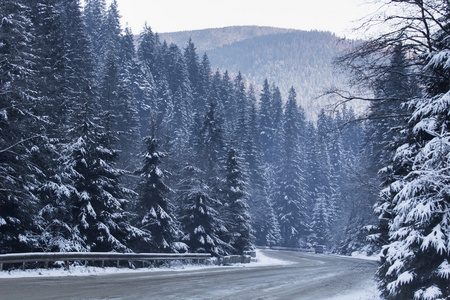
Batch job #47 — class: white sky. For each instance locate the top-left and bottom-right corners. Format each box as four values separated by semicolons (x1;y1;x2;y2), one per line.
111;0;373;38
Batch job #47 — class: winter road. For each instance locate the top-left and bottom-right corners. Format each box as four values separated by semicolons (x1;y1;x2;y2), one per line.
0;250;378;299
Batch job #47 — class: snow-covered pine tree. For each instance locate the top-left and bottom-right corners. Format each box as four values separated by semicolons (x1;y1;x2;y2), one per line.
310;110;334;246
368;43;420;255
134;129;184;253
137;25;158;80
376;5;450;298
338;0;450;298
29;0;82;252
198;53;212;117
220;71;237;134
178;165;229;256
184;39;205;113
128;27;158;138
223;146;254;254
100;52;141;173
245;89;280;246
274;87;309;247
233;72;250;154
0;0;41;253
64;110;139;252
83;0;106;63
101;0;121;59
270;85;284;166
258;79;274;164
61;0;96;126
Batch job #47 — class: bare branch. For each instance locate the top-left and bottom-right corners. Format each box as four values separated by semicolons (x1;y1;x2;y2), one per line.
0;135;43;154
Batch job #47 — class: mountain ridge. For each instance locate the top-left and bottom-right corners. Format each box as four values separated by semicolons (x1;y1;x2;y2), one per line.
159;25;298;52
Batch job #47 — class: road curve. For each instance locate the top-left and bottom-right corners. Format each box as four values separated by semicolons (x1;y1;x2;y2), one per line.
0;250;378;300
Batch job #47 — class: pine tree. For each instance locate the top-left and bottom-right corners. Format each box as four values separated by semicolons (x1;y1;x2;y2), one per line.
83;0;106;63
245;90;280;246
29;0;81;252
0;0;40;253
60;0;96;125
258;79;274;164
64;111;138;252
220;71;236;134
223;147;254;254
274;87;309;247
134;131;184;253
184;39;205;112
178;165;228;256
100;52;141;173
101;0;121;58
375;6;450;299
137;25;157;70
310;110;334;246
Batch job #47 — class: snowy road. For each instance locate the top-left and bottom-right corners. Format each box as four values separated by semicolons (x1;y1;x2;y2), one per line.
0;250;378;299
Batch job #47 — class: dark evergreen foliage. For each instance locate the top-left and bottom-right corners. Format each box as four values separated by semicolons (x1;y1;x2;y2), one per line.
0;0;40;253
134;132;184;253
274;87;309;247
223;147;254;254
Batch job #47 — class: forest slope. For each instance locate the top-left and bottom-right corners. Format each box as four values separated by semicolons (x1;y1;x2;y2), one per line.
160;26;358;120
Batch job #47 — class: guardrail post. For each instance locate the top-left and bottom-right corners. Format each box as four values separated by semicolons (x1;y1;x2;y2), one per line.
0;263;3;271
45;261;49;269
84;260;88;267
117;260;120;268
22;262;25;270
65;261;69;270
101;260;105;268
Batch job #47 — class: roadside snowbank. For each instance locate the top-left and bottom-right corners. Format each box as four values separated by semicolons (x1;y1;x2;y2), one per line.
0;249;289;278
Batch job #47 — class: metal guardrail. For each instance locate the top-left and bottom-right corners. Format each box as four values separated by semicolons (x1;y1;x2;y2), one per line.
265;246;314;252
0;252;212;271
218;255;251;265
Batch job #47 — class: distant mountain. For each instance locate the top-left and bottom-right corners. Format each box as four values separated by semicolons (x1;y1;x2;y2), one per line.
160;26;360;120
160;26;296;52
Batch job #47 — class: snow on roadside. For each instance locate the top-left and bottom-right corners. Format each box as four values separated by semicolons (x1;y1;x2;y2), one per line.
245;249;293;267
331;283;381;300
0;249;290;278
350;250;380;261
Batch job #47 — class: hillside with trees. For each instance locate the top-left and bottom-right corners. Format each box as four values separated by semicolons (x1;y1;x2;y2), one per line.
160;26;360;120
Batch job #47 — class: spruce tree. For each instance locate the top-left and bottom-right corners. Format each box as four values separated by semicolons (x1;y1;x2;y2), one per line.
64;110;138;252
375;7;450;299
134;131;184;253
178;165;229;256
245;92;280;246
274;87;309;247
310;110;334;246
223;147;254;254
83;0;106;63
0;0;40;253
258;79;274;164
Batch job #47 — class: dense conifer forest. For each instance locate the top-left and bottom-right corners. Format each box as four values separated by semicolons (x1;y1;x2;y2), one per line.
0;0;369;256
1;0;450;298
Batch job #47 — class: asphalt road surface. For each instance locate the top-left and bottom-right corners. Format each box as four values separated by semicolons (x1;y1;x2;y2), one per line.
0;250;378;300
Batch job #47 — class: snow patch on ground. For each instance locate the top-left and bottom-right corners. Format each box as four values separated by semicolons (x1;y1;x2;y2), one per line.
246;249;293;267
350;250;380;261
332;284;381;300
0;262;213;278
0;249;289;278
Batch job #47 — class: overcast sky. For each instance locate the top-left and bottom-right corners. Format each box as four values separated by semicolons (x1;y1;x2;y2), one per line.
111;0;373;38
